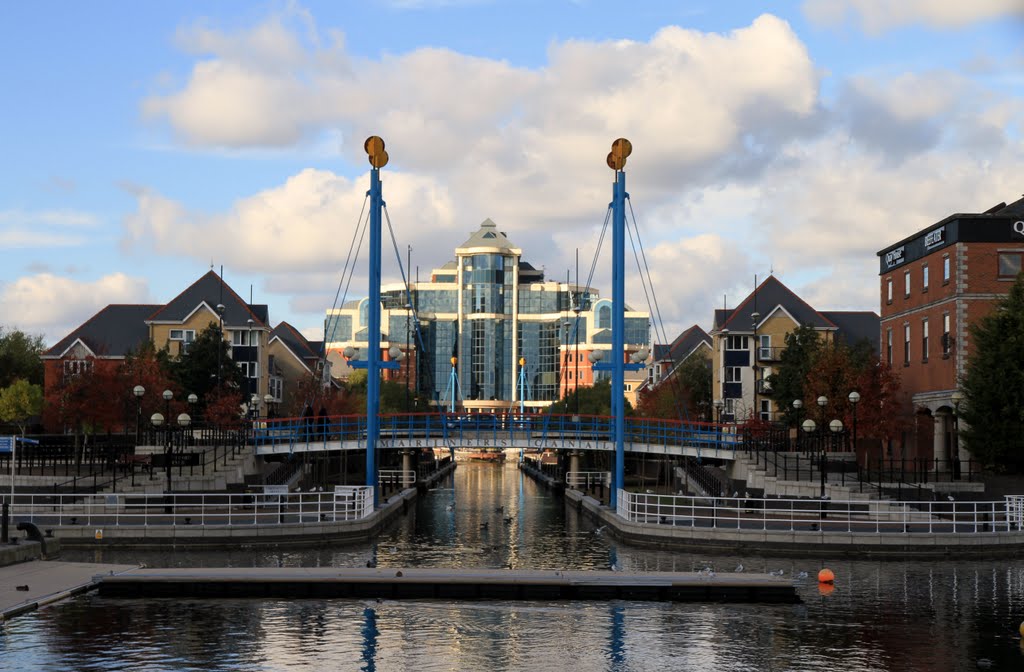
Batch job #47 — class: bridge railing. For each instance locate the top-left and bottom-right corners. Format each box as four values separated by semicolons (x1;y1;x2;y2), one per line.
9;486;375;527
616;489;1024;534
566;471;610;488
250;412;739;452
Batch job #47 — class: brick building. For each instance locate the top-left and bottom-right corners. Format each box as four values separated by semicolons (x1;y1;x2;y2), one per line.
877;196;1024;465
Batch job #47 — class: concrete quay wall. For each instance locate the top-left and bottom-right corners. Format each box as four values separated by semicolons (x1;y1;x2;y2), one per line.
563;488;1024;558
49;462;456;549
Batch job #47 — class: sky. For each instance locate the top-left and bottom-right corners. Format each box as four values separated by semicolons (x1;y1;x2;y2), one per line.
2;0;1023;348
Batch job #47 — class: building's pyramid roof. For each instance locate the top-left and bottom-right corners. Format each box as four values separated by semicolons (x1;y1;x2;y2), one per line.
44;304;160;358
457;219;520;253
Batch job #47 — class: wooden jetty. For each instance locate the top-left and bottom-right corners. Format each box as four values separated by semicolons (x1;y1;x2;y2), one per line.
98;567;799;603
1;560;139;621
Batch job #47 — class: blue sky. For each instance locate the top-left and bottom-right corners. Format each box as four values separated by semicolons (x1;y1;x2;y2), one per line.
2;1;1023;345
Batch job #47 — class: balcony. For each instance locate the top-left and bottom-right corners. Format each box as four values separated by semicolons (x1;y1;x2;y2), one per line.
756;379;773;395
757;346;784;362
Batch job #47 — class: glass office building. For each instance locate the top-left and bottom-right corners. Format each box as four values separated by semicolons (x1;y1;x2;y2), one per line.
325;219;650;411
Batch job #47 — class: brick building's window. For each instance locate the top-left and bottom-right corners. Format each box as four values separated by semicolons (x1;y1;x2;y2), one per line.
922;264;929;292
998;252;1023;279
921;318;929;363
886;278;893;304
886;328;892;365
942;313;951;357
943;255;950;284
903;324;911;366
904;271;911;297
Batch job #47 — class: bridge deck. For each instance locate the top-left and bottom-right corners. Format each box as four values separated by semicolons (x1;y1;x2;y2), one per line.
98;566;798;603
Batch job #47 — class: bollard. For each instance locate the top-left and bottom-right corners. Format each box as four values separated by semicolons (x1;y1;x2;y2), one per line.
1;500;8;544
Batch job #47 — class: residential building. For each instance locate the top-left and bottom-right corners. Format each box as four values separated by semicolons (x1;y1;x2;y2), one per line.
710;275;879;423
877;195;1024;463
42;271;274;430
324;218;650;412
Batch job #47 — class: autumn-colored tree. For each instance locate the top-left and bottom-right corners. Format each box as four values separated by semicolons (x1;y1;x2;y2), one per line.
803;343;906;442
0;378;43;435
52;357;132;435
204;387;245;428
119;341;179;429
637;351;711;421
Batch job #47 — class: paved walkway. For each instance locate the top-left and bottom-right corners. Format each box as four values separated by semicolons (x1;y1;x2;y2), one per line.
0;560;138;621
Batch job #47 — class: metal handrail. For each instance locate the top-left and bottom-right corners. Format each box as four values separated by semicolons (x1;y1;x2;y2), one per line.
10;487;375;527
566;471;610;488
616;489;1020;534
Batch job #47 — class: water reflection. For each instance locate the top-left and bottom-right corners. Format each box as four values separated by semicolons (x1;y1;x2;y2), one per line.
2;462;1023;671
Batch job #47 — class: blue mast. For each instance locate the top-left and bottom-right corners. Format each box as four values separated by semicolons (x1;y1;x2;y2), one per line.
593;139;642;513
353;137;399;509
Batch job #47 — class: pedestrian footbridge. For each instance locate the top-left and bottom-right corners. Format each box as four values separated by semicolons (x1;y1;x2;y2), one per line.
251;413;740;461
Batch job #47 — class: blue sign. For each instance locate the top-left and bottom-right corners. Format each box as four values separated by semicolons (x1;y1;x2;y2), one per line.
0;436;13;454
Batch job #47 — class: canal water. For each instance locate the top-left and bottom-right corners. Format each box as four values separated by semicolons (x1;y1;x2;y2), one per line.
2;462;1024;671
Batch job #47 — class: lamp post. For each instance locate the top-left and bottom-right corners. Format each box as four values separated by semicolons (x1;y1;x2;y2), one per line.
713;398;725;443
215;303;225;390
405;301;412;412
848;391;860;456
951;390;964;480
264;393;275;419
792;399;803;450
250;393;260;421
828;418;843;495
133;385;145;444
816;396;828;494
187;393;198;434
802;418;818;512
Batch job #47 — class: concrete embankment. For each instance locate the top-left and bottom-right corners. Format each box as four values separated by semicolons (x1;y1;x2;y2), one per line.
48;462;456;549
516;462;1024;558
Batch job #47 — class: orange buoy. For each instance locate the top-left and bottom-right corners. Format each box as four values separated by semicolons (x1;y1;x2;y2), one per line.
1019;620;1024;637
817;583;835;597
818;568;835;584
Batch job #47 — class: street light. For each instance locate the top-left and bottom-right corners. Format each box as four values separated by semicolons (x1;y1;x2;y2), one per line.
264;393;275;419
187;393;198;431
792;399;803;450
848;391;860;455
133;385;145;444
250;393;260;421
951;390;964;479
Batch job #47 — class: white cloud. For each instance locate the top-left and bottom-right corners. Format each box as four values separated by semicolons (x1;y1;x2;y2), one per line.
0;209;99;228
0;231;87;248
803;0;1024;34
131;8;1024;346
0;273;150;345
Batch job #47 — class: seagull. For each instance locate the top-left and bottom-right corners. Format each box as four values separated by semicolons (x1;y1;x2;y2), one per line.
770;569;785;577
593;525;606;535
734;563;744;573
947;495;955;502
610;562;621;572
645;489;654;494
732;490;739;498
796;571;809;580
445;504;454;512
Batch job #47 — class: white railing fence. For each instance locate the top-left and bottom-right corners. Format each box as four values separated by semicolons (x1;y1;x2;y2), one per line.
10;486;375;528
566;471;611;488
616;489;1023;535
378;469;417;487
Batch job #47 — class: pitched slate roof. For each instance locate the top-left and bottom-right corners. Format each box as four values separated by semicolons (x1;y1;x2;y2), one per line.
820;311;880;352
718;276;836;332
654;325;711;363
271;322;321;370
146;270;268;329
44;304;160;358
994;195;1024;216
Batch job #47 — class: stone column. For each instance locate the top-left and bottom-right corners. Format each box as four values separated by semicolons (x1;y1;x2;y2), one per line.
569;451;580;487
401;450;413;486
932;412;947;468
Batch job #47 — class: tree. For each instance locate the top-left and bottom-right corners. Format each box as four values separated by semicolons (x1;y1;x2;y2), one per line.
0;327;45;387
169;323;245;406
960;272;1024;472
636;351;712;421
545;379;634;416
0;378;43;435
119;341;178;424
765;324;822;426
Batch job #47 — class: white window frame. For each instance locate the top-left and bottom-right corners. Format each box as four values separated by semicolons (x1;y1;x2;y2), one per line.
943;255;950;283
758;334;771;359
942;313;951;356
724;398;735;415
238;361;259;379
904;270;911;297
922;264;929;291
904;324;911;365
922;318;929;362
759;399;771;422
886;278;893;303
726;335;749;351
169;329;195;342
725;366;742;383
886;328;893;365
269;376;283;402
